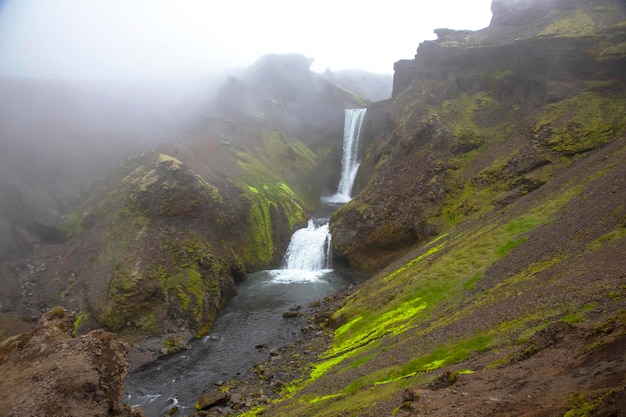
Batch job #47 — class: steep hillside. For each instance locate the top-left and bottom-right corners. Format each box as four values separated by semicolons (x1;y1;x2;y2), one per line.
225;1;626;416
1;54;362;353
332;0;626;271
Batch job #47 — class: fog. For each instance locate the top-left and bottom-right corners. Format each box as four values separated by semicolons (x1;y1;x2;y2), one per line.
0;0;493;79
0;0;493;262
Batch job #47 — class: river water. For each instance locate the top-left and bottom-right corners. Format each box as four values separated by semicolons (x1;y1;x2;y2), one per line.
125;108;366;416
124;256;349;416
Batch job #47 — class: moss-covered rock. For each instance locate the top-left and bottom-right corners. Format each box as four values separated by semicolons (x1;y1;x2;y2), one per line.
331;0;626;272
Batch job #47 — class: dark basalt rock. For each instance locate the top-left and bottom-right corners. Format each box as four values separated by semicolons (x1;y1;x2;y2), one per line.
331;0;626;272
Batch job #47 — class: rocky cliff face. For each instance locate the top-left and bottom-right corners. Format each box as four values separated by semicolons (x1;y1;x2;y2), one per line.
331;0;626;271
0;307;143;417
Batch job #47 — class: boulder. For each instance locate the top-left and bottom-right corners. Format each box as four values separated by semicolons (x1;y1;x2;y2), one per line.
196;390;229;411
0;307;144;417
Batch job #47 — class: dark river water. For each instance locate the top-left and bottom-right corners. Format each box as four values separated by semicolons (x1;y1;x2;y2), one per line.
124;268;349;416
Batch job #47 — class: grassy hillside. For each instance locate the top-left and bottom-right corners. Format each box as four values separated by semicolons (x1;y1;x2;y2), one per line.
256;139;625;416
224;1;626;415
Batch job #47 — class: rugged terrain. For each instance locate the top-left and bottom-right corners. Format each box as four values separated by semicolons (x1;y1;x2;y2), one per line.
0;307;144;416
0;53;363;358
185;0;626;416
1;0;626;416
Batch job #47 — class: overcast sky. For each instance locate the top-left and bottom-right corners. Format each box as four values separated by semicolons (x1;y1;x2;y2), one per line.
0;0;493;79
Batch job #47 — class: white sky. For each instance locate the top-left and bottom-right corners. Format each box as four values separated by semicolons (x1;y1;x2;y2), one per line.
0;0;493;79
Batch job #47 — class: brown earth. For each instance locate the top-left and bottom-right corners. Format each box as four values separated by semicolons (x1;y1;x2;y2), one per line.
0;307;144;417
195;309;626;417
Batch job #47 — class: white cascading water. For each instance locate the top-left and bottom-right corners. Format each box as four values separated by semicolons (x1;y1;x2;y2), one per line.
273;108;366;282
270;219;332;282
283;220;332;271
326;108;367;203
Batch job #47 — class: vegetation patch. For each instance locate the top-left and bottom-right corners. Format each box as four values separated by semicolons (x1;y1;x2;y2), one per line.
539;11;596;37
533;91;626;155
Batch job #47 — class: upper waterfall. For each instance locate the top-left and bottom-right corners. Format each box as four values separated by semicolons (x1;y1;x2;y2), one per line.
325;108;367;203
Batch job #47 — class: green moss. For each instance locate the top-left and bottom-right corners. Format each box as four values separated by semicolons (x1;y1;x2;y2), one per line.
235;128;319;211
534;92;626;154
385;236;448;282
98;228;223;339
138;314;159;335
72;311;89;336
330;299;427;357
563;302;598;324
539;11;596;37
588;224;626;250
62;212;84;238
463;272;484;290
239;187;276;267
441;179;497;227
600;42;626;59
563;392;598;417
168;269;204;312
516;322;550;345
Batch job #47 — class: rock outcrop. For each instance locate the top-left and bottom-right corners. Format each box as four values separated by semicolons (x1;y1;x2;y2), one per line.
0;307;143;417
331;0;626;271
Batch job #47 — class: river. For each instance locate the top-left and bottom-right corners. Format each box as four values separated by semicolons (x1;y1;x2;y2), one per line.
125;108;366;416
124;268;348;416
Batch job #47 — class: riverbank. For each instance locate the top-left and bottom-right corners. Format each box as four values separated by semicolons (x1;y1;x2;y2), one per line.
124;269;351;416
188;286;354;416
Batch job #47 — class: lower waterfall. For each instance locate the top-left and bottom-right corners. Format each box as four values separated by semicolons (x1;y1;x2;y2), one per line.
270;219;332;282
283;220;332;271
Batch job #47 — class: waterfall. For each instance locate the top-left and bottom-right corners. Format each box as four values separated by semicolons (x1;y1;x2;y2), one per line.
270;219;332;282
272;108;366;282
325;108;367;203
283;220;332;271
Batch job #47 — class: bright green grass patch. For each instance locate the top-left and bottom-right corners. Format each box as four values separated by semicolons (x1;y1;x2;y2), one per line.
496;236;528;259
277;380;400;417
342;353;377;373
330;299;427;357
299;393;345;405
347;333;496;390
517;322;551;345
238;406;265;417
311;352;354;381
333;214;541;354
563;302;598;324
330;190;578;367
385;238;448;282
72;311;89;336
463;272;484;290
